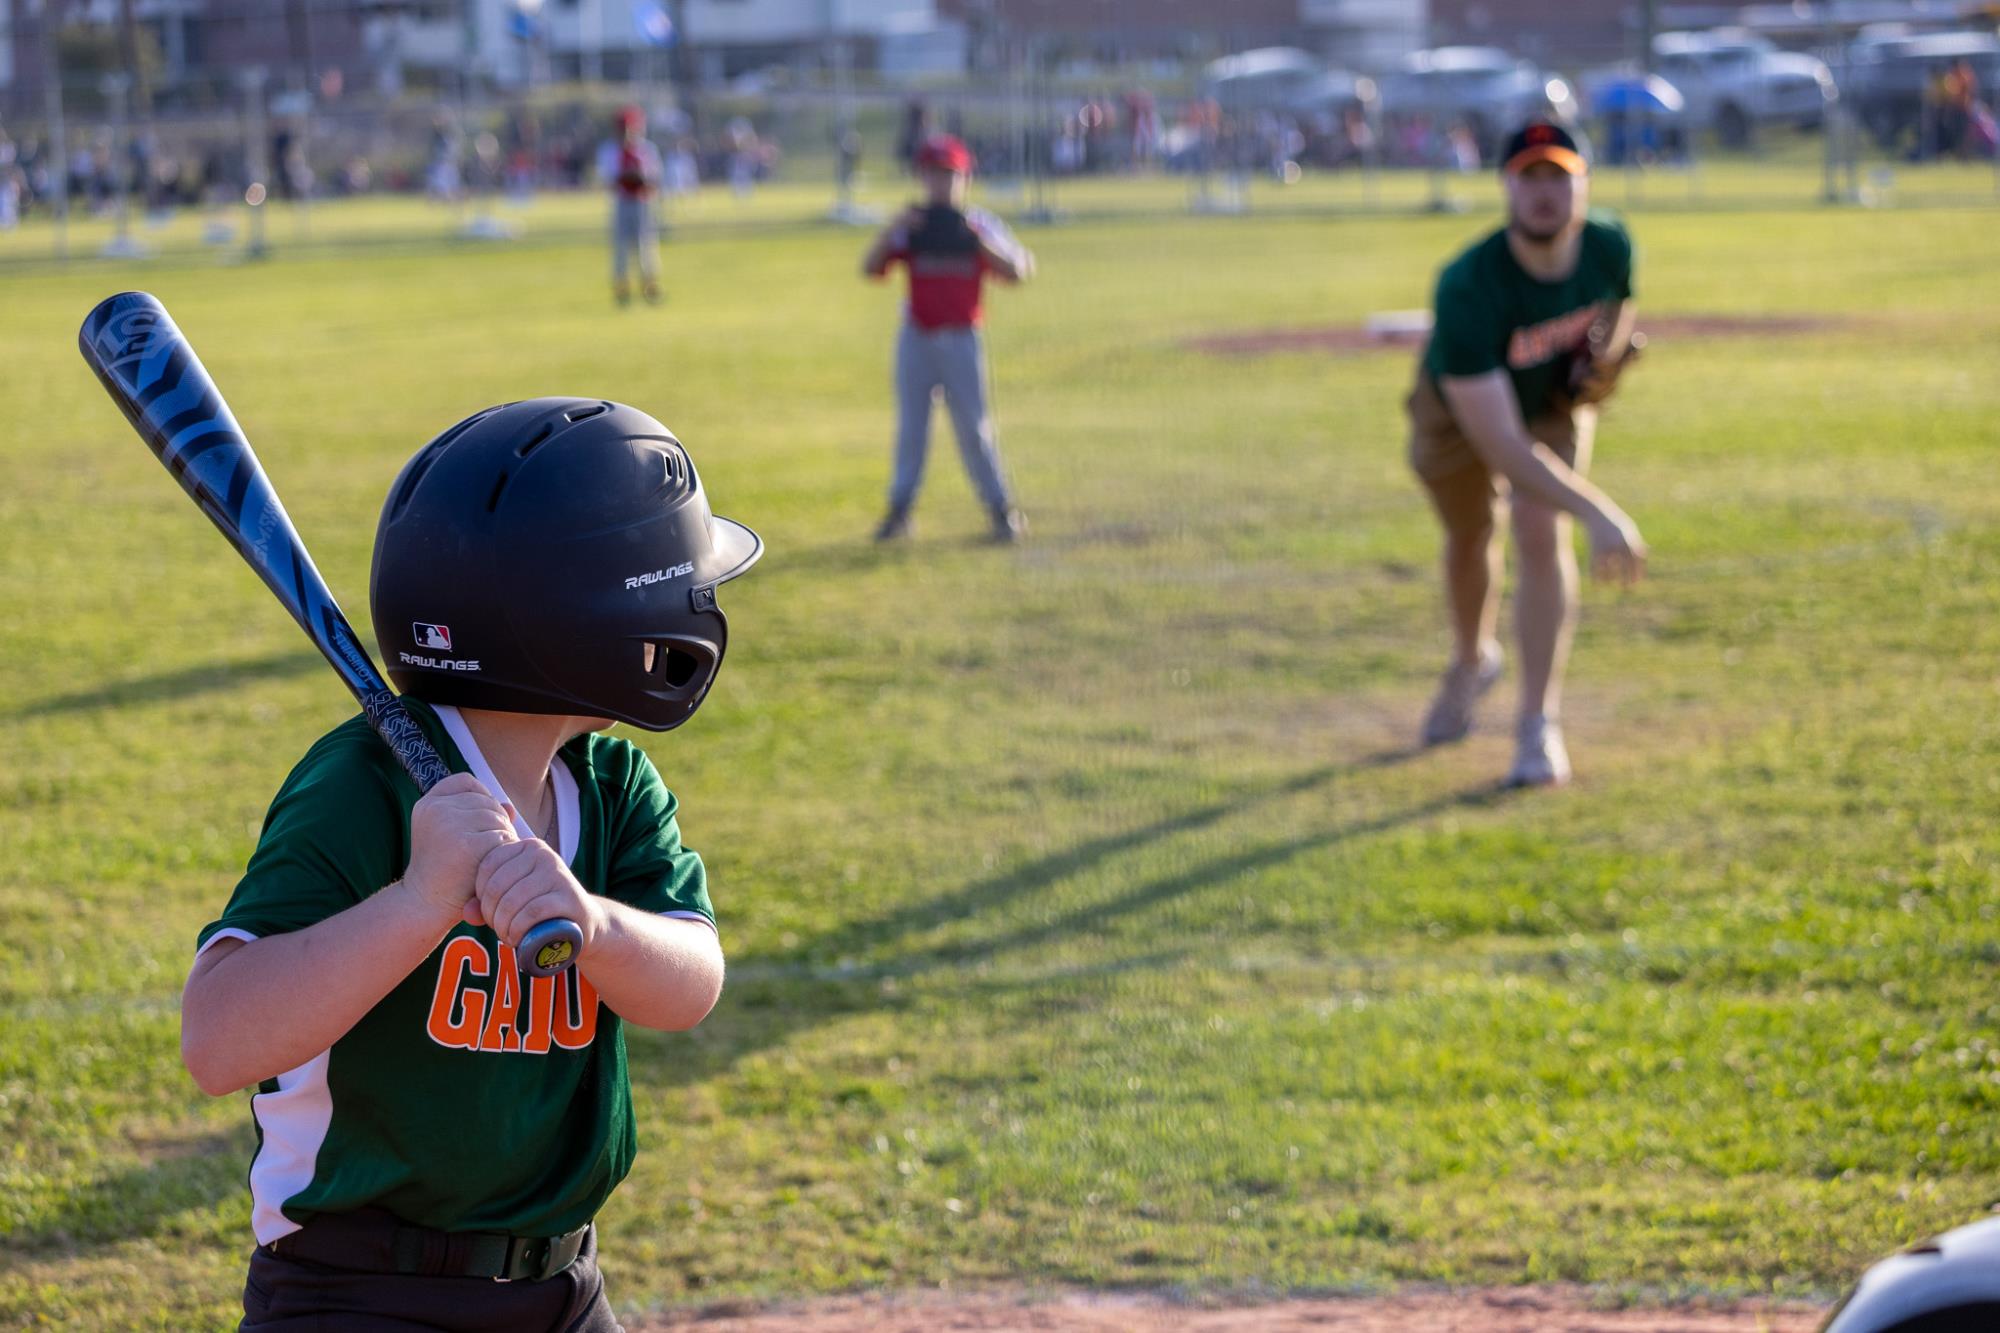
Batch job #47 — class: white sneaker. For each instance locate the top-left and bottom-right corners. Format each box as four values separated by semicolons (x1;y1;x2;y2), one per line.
1421;644;1503;746
1506;714;1572;788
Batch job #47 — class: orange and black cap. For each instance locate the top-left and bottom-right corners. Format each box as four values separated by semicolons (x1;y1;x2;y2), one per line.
1501;121;1587;176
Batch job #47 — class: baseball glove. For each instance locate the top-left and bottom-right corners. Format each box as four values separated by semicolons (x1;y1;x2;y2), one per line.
1565;327;1647;407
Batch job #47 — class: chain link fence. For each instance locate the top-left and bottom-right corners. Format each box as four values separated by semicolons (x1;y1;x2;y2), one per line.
1;27;1994;266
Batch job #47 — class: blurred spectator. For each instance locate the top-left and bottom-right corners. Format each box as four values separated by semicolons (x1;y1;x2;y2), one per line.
1340;104;1376;168
0;163;20;230
1944;58;1980;158
836;126;862;194
1447;120;1482;172
505;107;540;199
277;126;315;201
1051;122;1083;174
425;113;462;201
471;131;503;194
22;137;54;211
1125;89;1158;170
897;98;931;172
1922;63;1954;159
667;135;700;195
725;117;760;197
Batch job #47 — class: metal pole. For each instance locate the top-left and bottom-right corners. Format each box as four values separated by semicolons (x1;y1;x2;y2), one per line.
1820;6;1839;203
582;0;601;84
288;0;314;238
37;0;70;259
1009;30;1025;186
102;70;141;256
242;66;269;260
1028;36;1047;220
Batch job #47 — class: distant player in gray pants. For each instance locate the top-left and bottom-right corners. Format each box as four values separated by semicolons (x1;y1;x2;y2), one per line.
596;106;663;306
861;134;1033;543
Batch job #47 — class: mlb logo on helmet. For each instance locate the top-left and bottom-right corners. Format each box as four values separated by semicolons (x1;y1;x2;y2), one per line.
414;622;453;652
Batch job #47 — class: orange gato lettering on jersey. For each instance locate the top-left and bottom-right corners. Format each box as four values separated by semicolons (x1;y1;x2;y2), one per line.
426;936;600;1053
1506;304;1603;370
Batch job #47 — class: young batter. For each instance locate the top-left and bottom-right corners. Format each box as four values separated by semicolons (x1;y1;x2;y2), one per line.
181;399;761;1330
862;133;1032;543
1409;121;1647;787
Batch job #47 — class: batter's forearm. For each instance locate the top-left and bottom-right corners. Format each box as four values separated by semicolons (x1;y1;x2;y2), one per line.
576;903;724;1032
180;883;462;1095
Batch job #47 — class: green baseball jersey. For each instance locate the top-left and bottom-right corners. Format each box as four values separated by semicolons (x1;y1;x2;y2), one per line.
1422;211;1635;420
197;700;713;1244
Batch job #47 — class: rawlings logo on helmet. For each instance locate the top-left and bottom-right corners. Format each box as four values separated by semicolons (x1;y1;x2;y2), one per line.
625;562;695;590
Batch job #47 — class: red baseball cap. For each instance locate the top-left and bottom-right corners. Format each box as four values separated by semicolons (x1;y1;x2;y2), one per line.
914;134;974;174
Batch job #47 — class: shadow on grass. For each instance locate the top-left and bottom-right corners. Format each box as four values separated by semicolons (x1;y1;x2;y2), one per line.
11;649;325;720
632;747;1510;1094
4;1128;245;1257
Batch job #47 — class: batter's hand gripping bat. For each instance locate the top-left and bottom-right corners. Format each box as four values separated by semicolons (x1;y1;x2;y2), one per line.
78;291;584;978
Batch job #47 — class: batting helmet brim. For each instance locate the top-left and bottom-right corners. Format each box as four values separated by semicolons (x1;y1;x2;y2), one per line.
707;514;763;588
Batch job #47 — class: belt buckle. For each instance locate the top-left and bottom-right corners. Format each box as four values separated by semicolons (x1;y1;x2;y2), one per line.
496;1234;553;1283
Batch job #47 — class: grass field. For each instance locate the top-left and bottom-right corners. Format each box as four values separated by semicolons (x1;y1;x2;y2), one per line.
2;173;1998;1329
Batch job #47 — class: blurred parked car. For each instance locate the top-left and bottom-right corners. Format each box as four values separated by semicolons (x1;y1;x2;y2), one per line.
1838;28;2000;148
1652;29;1835;147
1374;46;1578;162
1202;47;1369;116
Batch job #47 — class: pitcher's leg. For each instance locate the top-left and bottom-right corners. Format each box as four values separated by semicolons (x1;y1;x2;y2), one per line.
1417;462;1506;744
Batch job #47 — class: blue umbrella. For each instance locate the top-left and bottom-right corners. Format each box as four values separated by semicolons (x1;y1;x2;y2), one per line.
1589;74;1685;116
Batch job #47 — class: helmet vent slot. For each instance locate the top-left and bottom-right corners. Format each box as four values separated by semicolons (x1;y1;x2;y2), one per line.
565;403;609;424
388;449;443;522
516;423;555;457
387;410;492;521
485;470;510;513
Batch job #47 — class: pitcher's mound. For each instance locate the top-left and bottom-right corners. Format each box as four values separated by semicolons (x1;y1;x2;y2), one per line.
1188;314;1845;357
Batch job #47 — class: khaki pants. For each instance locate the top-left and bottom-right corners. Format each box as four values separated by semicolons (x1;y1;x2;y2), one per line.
1405;372;1588;489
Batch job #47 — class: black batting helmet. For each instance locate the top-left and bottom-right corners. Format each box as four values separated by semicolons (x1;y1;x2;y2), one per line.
370;398;762;731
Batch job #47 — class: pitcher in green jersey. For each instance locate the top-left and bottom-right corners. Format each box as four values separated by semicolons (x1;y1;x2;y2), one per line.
1406;120;1649;788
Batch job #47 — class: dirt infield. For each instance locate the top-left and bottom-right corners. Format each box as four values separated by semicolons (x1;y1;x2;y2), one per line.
1185;314;1846;359
638;1285;1830;1332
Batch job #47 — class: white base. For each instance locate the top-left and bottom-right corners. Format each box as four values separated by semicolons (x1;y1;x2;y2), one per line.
460;215;521;241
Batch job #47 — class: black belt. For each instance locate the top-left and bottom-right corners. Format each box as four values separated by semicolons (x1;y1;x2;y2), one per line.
267;1207;590;1283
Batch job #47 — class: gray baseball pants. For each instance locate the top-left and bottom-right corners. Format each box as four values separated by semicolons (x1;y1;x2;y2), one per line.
890;321;1012;512
611;196;659;287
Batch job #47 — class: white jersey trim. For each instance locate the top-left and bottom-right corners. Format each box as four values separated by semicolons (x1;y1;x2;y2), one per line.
247;1048;334;1245
433;705;581;866
195;926;258;957
193;931;334;1245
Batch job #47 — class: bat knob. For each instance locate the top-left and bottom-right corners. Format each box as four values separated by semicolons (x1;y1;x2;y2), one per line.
519;918;584;977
